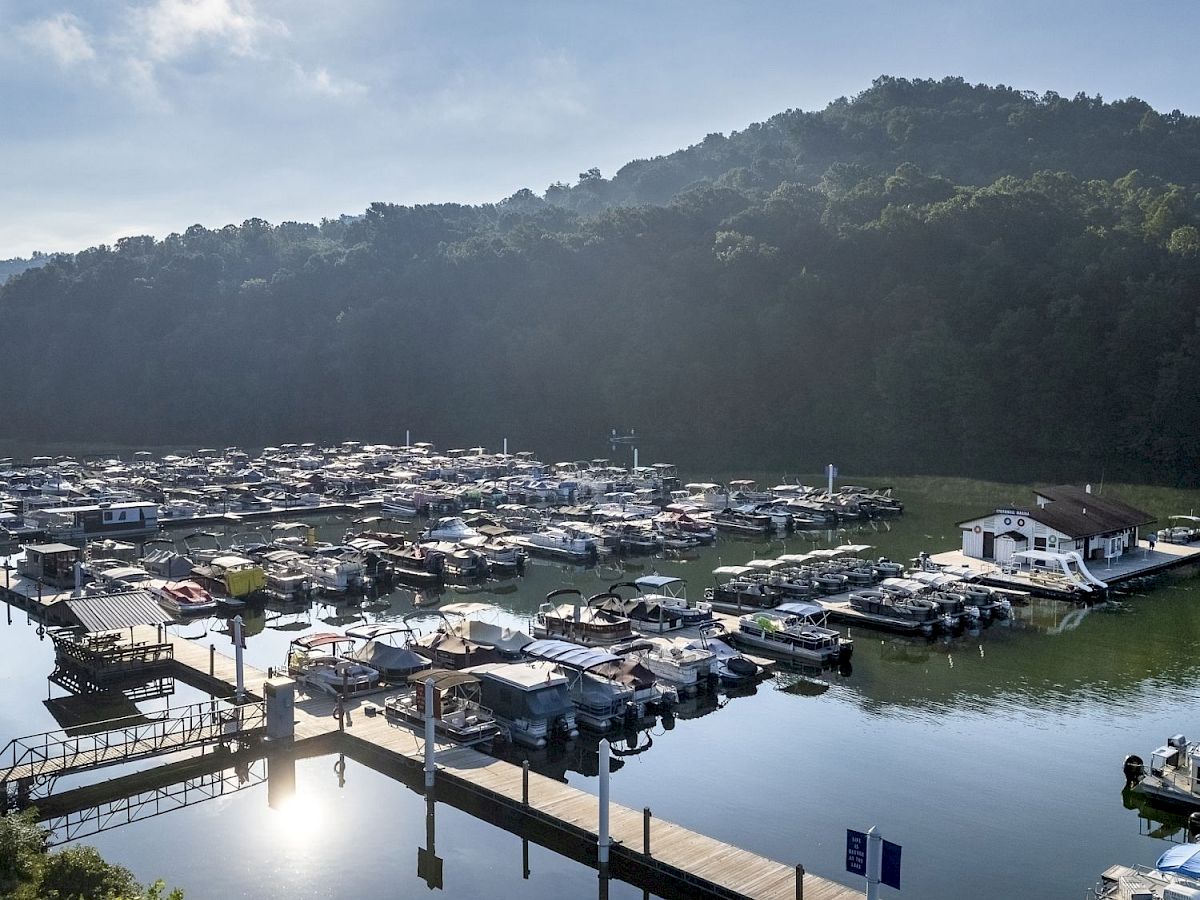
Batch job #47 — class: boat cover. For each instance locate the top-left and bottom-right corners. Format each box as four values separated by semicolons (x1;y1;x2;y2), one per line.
773;601;825;618
347;642;428;673
459;620;533;654
635;575;683;590
524;639;619;670
1158;844;1200;878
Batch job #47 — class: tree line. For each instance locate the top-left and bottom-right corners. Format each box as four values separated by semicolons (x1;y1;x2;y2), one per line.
3;76;1200;484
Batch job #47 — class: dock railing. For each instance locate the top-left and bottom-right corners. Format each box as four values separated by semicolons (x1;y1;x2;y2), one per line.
0;699;265;802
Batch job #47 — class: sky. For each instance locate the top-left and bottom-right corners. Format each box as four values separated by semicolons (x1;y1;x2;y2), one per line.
3;0;1199;257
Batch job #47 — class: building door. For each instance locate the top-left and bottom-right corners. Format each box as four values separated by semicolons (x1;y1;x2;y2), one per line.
982;531;995;559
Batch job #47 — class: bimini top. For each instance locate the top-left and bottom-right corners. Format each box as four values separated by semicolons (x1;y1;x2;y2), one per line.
634;575;684;590
772;601;825;619
406;668;479;691
713;565;754;578
344;623;413;642
523;638;619;671
291;632;350;650
1158;843;1200;879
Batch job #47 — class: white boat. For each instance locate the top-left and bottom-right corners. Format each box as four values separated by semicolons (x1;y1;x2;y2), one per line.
629;575;713;630
507;527;598;564
612;636;715;694
1094;849;1200;899
423;516;480;542
734;603;853;666
385;668;501;747
534;589;636;646
1124;733;1200;813
152;579;219;617
287;633;381;696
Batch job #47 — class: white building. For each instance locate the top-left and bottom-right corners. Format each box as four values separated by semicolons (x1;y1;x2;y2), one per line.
957;485;1153;566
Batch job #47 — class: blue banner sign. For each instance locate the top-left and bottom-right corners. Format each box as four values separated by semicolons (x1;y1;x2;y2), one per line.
846;829;866;876
881;839;902;890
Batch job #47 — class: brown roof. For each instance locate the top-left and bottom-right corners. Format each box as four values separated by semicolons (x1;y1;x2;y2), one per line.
1027;486;1154;539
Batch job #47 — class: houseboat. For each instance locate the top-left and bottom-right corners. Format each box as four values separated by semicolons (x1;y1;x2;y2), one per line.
467;660;579;748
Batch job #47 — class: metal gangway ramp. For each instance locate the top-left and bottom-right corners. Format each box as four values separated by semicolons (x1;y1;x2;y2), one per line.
0;699;265;806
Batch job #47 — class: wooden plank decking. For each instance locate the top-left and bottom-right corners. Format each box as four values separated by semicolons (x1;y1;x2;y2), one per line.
51;629;862;900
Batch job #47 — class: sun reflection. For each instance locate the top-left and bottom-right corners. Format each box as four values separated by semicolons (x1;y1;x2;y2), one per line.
266;790;325;844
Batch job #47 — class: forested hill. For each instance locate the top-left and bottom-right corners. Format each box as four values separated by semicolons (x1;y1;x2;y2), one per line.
4;76;1200;484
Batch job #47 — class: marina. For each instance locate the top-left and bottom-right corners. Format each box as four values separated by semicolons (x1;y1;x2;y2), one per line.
3;448;1200;898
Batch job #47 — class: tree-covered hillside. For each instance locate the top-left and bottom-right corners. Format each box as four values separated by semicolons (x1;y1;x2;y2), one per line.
3;76;1200;483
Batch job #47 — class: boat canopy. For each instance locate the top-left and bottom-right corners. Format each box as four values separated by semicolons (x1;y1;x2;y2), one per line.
776;553;814;564
713;565;754;577
807;549;847;559
345;623;413;641
292;632;350;649
773;601;825;619
406;668;479;691
835;544;874;553
1169;515;1200;523
212;554;257;569
524;639;620;671
459;620;533;654
440;602;496;617
745;559;788;571
1158;844;1200;878
634;575;684;590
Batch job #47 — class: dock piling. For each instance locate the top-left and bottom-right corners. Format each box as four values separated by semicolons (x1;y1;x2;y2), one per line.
643;806;651;855
233;616;245;702
522;759;529;806
598;738;611;873
423;677;435;789
209;644;215;676
796;864;804;899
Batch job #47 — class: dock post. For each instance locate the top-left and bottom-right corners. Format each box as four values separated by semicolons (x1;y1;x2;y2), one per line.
796;864;804;900
424;677;436;790
643;806;651;855
522;760;529;806
598;738;611;874
209;643;215;676
866;826;881;900
233;615;245;702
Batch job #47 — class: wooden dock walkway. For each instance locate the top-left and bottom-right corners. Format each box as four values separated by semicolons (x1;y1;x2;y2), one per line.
95;631;861;900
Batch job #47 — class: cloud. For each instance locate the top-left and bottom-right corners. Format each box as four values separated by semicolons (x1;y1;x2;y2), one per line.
132;0;287;62
20;13;97;67
295;64;367;99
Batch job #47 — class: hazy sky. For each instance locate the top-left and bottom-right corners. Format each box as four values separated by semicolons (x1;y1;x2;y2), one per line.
3;0;1198;257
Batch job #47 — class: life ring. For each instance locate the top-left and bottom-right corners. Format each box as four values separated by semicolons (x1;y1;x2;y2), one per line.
1017;518;1026;527
1004;517;1012;526
973;525;982;534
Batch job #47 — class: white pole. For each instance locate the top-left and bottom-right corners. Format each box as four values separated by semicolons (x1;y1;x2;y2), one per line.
73;560;82;598
866;825;881;900
598;738;611;870
424;677;436;789
406;429;411;447
633;446;638;470
827;463;835;496
503;437;508;456
233;615;245;701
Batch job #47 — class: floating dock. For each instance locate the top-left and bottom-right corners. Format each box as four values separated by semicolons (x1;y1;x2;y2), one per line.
928;540;1200;600
2;627;860;900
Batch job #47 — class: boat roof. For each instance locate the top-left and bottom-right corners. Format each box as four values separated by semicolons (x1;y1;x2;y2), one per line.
344;623;412;641
713;565;753;577
835;543;874;553
407;668;479;690
468;661;567;688
291;632;351;649
772;601;825;618
776;553;814;564
1158;844;1200;879
212;554;256;568
524;639;620;670
634;575;683;589
807;548;847;558
440;601;496;617
1169;515;1200;523
745;559;788;570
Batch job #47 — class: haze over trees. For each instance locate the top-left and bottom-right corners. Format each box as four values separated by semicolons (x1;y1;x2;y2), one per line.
3;76;1200;483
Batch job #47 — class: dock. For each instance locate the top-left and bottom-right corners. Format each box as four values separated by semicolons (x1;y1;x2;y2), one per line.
3;627;861;900
928;540;1200;599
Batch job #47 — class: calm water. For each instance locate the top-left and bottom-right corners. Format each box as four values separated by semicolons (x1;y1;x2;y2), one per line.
3;484;1199;898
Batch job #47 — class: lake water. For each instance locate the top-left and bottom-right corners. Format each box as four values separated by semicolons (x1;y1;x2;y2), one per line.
3;481;1198;898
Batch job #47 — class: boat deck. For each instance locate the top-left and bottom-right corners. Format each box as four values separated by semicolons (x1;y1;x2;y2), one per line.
928;540;1200;599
